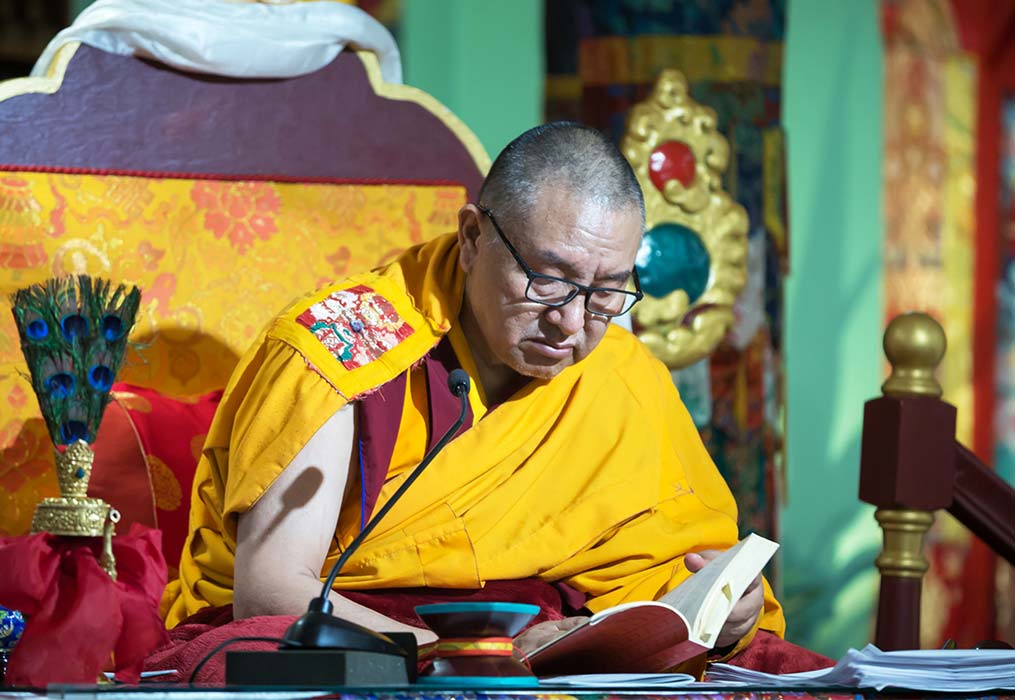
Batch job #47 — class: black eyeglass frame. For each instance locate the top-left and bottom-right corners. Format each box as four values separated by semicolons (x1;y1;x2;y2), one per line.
476;204;644;318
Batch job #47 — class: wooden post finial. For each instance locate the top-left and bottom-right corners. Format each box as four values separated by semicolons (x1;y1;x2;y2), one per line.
882;312;946;398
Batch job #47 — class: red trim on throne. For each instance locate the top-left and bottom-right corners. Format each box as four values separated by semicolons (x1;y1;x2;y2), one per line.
0;162;466;188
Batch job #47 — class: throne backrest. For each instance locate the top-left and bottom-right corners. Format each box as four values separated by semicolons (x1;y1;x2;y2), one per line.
0;41;489;538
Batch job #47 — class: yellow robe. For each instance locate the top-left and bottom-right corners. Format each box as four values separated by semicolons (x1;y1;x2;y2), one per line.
163;232;785;652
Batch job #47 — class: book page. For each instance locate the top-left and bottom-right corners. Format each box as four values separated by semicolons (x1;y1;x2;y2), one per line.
658;533;778;645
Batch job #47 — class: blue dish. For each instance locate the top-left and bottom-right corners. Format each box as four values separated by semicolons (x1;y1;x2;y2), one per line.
415;602;539;638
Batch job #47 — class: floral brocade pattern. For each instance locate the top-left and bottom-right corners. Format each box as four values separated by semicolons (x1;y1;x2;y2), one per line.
0;172;467;537
190;181;281;253
147;453;182;513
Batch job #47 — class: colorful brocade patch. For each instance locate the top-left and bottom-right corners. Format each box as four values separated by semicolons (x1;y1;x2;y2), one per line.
296;284;414;370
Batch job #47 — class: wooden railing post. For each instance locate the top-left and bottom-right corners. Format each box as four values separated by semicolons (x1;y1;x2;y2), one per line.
859;313;957;650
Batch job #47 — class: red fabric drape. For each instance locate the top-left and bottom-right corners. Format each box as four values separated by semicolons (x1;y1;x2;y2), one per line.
0;524;168;685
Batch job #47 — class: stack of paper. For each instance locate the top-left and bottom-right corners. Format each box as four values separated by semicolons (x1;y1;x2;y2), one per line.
707;644;1015;691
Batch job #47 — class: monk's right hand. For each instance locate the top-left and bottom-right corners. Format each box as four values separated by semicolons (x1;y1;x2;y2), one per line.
686;548;763;649
513;616;588;655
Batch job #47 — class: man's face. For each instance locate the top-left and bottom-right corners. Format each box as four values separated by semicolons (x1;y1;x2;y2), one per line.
457;186;643;382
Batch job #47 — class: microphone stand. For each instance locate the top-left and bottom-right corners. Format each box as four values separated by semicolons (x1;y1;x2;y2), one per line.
225;370;471;686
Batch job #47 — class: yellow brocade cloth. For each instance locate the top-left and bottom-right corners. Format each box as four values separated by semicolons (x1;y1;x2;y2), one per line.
162;233;785;650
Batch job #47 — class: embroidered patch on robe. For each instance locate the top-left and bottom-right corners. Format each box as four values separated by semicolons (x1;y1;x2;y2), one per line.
296;284;414;370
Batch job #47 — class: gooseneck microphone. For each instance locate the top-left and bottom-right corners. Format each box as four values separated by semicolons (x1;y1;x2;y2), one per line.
446;368;470;399
281;369;472;654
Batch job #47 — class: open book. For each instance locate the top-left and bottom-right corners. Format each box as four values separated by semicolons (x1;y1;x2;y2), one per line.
528;533;778;676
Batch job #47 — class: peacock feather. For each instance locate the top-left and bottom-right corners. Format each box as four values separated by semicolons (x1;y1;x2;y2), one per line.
10;275;141;447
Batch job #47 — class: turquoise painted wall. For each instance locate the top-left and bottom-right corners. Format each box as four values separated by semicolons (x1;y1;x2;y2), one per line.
70;0;92;18
781;0;885;657
402;0;542;158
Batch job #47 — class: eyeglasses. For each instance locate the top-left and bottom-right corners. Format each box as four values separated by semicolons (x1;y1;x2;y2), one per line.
477;205;643;318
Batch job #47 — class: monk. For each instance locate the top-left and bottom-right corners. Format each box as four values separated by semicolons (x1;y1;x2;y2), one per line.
157;123;818;678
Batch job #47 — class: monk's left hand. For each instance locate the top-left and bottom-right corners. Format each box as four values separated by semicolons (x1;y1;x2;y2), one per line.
685;549;763;649
513;616;589;656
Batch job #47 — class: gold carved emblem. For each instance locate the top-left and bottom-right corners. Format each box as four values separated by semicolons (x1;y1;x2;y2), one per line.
31;440;121;579
621;70;748;368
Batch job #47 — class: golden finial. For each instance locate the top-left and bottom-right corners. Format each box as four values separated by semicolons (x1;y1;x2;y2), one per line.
54;439;94;499
881;312;946;398
31;440;120;580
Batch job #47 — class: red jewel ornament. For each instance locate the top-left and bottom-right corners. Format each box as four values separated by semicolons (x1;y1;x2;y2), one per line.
648;141;696;192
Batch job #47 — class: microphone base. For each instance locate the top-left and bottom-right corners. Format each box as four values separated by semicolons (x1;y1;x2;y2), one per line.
223;610;418;687
281;609;408;656
225;646;413;686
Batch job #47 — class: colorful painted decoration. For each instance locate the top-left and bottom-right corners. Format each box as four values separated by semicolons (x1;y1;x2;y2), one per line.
0;606;24;652
0;604;25;683
297;284;414;370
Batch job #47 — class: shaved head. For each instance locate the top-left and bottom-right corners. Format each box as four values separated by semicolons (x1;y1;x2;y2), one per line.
477;122;645;232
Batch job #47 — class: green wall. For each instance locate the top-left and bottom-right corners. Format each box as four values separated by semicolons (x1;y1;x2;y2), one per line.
781;0;885;656
70;0;92;18
402;0;542;158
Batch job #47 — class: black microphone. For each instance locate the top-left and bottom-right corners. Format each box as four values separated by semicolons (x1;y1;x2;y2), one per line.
281;369;472;654
447;368;469;398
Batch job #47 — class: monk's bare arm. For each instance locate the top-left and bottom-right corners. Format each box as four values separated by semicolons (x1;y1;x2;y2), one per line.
233;404;437;644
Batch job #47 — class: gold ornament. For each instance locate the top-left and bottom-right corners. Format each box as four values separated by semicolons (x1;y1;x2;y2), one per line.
881;312;946;398
621;69;748;368
874;508;935;579
31;440;120;580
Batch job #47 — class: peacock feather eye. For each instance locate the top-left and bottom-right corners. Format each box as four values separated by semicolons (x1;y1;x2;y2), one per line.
59;420;89;444
101;314;124;341
12;275;142;447
26;319;49;340
45;372;76;399
60;314;89;342
88;365;114;392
